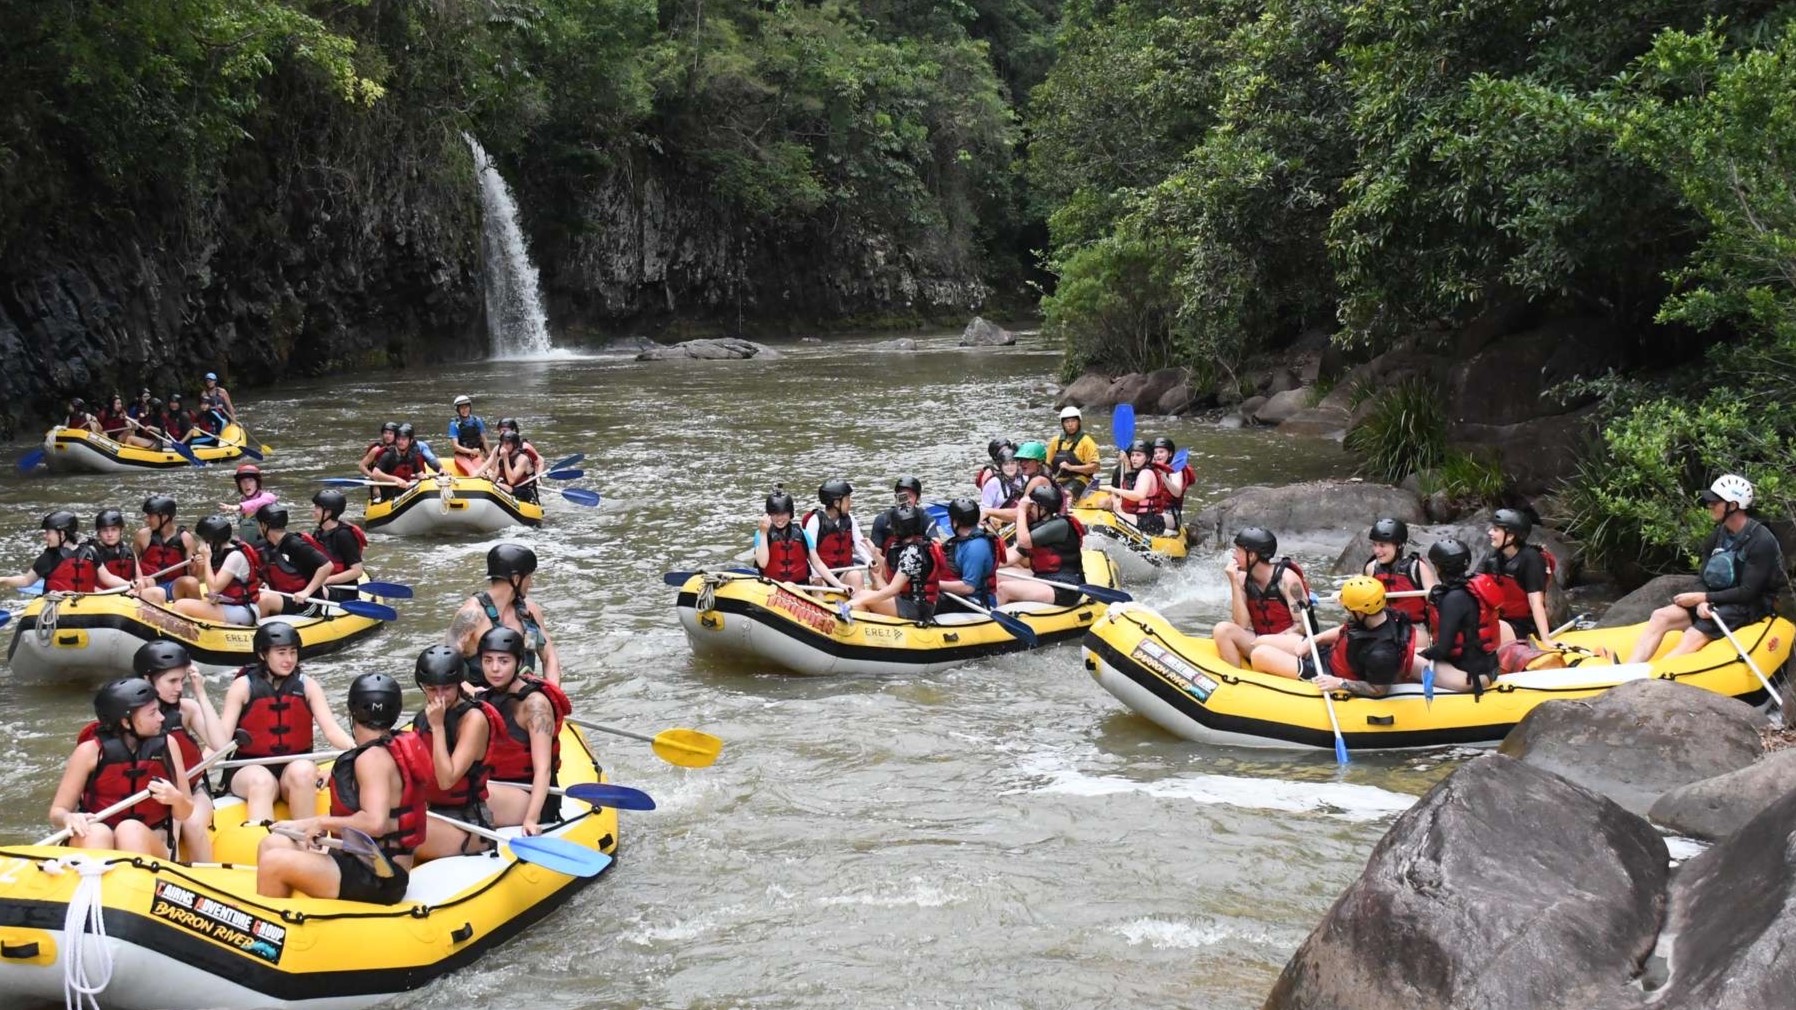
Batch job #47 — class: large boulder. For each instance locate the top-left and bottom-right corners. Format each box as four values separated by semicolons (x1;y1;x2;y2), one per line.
1646;748;1796;841
1155;380;1200;415
1597;574;1703;628
1129;367;1186;413
1188;481;1424;547
1252;387;1312;425
636;337;777;361
1651;787;1796;1008
1279;405;1352;439
1499;679;1765;814
1238;395;1270;423
959;316;1016;346
1056;371;1114;408
1264;755;1667;1010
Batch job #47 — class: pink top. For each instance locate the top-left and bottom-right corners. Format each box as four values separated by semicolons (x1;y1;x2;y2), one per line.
236;489;277;515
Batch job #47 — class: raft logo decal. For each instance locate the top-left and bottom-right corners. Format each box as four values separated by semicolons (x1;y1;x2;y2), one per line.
1130;640;1216;700
767;588;838;636
134;603;202;643
151;880;286;963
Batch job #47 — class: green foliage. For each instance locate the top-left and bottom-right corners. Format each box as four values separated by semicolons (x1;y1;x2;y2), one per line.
1343;378;1446;484
1042;233;1182;380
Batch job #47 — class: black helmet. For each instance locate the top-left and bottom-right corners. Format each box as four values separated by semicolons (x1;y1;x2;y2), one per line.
498;417;519;431
142;494;177;518
254;504;289;529
69;396;86;409
252;621;302;656
947;498;981;529
1152;436;1177;453
381;421;401;435
499;430;521;445
987;438;1016;462
311;489;347;520
893;476;923;497
996;445;1017;463
478;626;526;659
347;673;403;730
766;487;795;515
150;397;164;409
1126;439;1151;456
819;479;854;507
43;510;79;535
413;645;466;687
1233;526;1278;558
1492;508;1532;540
1428;538;1473;580
1368;518;1409;545
486;543;537;580
195;514;234;544
168;392;182;404
133;639;192;677
890;504;926;538
93;509;125;531
1028;482;1064;513
397;422;415;438
94;679;157;728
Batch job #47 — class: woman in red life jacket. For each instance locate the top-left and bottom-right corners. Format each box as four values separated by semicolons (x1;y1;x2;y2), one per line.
755;487;827;586
1478;508;1557;648
1362;518;1436;623
134;495;204;605
87;508;140;588
136;639;223;862
1418;539;1501;694
1248;577;1425;698
848;503;947;621
171;514;263;625
358;422;401;479
474;628;567;837
1150;438;1193;520
484;430;539;502
446;544;563;687
62;396;102;434
0;511;101;594
258;674;424;905
215;622;355;825
310;490;367;600
96;394;132;440
1101;439;1177;536
253;505;334;617
996;483;1088;606
410;645;501;860
802;479;866;591
48;679;194;857
1211;526;1312;666
370;424;441;502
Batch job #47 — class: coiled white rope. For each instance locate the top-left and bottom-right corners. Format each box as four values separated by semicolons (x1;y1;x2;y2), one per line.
34;594;62;647
41;856;116;1010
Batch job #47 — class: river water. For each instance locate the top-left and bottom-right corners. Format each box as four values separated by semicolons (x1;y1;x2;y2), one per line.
0;331;1463;1009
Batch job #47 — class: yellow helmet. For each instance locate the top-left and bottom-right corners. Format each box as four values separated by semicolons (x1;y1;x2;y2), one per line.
1340;576;1386;617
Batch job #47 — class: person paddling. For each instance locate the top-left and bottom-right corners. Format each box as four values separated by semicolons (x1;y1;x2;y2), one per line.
199;371;237;424
485;430;537;501
1418;539;1500;694
1211;527;1311;666
359;422;401;480
409;645;502;859
134;495;203;604
447;544;563;686
1;511;102;594
87;508;140;588
62;396;102;434
311;490;367;599
171;515;262;625
257;674;429;904
849;504;946;620
1626;474;1787;663
1101;439;1176;535
939;498;1003;610
253;505;334;617
802;479;866;591
996;484;1087;606
215;622;355;826
135;640;223;862
370;423;440;501
48;679;194;858
1362;518;1435;623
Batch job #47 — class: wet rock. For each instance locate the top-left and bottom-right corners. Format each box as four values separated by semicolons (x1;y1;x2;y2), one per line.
1253;387;1311;426
1217;413;1245;429
1056;371;1114;407
868;338;919;352
1597;575;1703;628
1266;368;1301;395
1127;367;1185;413
1103;372;1152;409
595;335;659;354
1498;679;1765;814
1648;749;1796;841
1155;381;1198;415
636;337;778;361
959;316;1016;346
1278;405;1352;439
1265;755;1667;1010
1238;395;1270;423
1188;481;1423;546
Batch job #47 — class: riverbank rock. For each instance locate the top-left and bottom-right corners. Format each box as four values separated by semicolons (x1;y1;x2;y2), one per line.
1056;371;1113;407
1651;787;1796;1008
1597;574;1703;627
595;335;660;354
1278;404;1352;438
1251;388;1310;426
959;316;1016;346
1498;679;1765;814
1188;481;1423;546
1264;755;1667;1010
636;337;778;361
1646;748;1796;841
868;338;919;352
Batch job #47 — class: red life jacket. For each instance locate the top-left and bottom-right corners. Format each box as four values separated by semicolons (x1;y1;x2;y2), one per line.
79;731;173;832
1368;553;1427;622
1329;616;1418;683
1486;544;1558;620
44;546;99;593
382;445;428;481
140;526;189;576
1170;464;1196;503
210;540;262;605
1244;558;1307;635
478;678;570;783
328;731;432;856
803;509;857;570
89;541;137;581
408;700;504;807
65;412;91;430
232;666;314;759
261;531;330;594
1118;468;1159;516
944;530;1005;601
79;703;206;772
1026;516;1086;581
314;523;368;573
760;522;811;583
1143;463;1178;514
1425;581;1504;668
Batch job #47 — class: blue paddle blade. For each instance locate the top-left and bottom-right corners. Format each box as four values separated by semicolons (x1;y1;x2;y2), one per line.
1078;583;1132;604
564;783;657;811
1171;449;1188;471
1335;734;1350;766
16;581;43;598
359;581;414;599
664;568;755;586
1423;665;1436;705
560;488;601;507
320;477;368;487
1113;403;1136;446
170;441;203;466
507;836;612;878
16;448;45;472
239;444;265;461
990;611;1038;648
547;453;585;471
546;468;584;481
334;599;399;621
0;610;10;628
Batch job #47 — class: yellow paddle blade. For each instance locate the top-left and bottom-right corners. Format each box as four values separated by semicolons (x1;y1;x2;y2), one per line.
651;728;723;768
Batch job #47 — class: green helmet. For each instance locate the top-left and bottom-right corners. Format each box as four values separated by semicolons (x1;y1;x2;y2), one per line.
1015;441;1048;463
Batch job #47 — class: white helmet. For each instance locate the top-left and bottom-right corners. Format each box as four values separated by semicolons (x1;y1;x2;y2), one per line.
1058;406;1082;420
1704;473;1754;509
453;394;472;407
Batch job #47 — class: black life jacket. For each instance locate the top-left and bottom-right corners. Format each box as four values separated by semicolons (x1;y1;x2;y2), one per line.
1025;516;1086;582
1329;615;1417;686
379;444;428;481
465;591;546;679
453;415;486;449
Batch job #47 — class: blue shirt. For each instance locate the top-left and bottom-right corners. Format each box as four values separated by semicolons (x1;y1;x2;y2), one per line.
449;414;487;445
950;535;997;607
415;439;442;469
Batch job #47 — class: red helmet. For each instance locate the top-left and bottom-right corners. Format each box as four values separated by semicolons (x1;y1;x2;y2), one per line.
234;463;261;479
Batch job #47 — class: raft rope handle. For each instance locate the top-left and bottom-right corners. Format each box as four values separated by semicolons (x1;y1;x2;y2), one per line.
437;471;456;514
42;855;117;1010
34;594;62;647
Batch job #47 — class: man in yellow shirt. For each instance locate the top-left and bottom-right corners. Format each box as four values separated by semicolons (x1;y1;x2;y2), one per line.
1046;406;1101;500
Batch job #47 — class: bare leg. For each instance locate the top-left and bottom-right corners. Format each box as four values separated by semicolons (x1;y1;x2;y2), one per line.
256;835;343;899
113;820;171;860
1212;621;1258;667
1625;603;1694;663
231;766;280;824
281;761;322;820
178;793;215;863
1665;628;1715;659
71;823;118;851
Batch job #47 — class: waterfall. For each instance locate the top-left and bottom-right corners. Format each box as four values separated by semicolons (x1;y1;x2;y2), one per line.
465;134;555;359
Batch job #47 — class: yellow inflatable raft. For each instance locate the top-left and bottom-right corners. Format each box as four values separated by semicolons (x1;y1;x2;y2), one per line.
675;549;1122;675
1071;506;1188;571
0;725;616;1010
5;588;389;683
41;424;250;474
1082;602;1794;751
362;473;543;536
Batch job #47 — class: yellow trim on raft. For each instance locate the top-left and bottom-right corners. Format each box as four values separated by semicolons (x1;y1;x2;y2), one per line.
1070;506;1188;562
42;423;249;470
361;473;544;530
